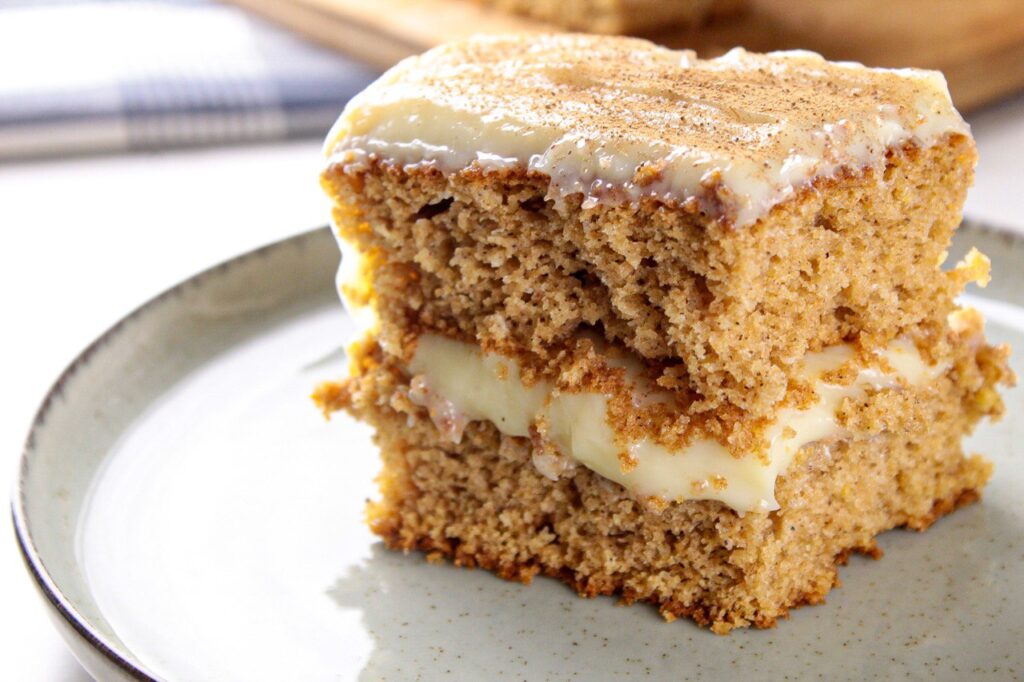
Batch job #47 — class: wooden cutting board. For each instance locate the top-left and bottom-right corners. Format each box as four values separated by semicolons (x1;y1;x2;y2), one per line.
227;0;1024;111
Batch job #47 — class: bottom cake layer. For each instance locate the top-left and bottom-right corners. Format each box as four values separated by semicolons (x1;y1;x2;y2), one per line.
318;333;1008;633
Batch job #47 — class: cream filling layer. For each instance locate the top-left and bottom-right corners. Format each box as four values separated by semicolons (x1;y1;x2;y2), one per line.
325;40;968;228
408;334;945;514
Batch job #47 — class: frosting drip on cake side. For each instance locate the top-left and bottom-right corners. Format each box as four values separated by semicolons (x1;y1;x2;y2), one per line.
407;333;946;514
324;34;969;227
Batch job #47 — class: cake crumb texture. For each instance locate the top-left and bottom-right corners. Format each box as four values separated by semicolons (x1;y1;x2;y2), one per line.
315;329;1011;632
317;35;1012;632
324;136;979;416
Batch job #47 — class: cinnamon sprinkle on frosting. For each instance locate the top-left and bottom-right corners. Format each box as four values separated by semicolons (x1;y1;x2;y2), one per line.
326;34;968;227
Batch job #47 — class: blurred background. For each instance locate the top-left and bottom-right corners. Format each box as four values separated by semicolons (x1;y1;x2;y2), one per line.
1;0;1022;678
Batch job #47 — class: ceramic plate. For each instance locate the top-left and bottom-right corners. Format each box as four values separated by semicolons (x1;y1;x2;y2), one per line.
13;222;1024;681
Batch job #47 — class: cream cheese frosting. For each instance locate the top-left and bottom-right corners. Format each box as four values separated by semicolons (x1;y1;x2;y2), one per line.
407;333;946;514
324;34;969;227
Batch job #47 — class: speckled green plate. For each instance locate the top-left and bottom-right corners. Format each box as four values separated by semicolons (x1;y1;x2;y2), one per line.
13;222;1024;681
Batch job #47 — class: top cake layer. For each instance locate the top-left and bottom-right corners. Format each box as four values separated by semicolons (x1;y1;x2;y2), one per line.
325;34;968;228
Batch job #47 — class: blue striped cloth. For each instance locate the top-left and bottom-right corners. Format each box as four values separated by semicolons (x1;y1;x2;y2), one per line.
0;0;379;160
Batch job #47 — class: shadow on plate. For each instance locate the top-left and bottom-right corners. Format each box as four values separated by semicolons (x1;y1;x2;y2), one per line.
327;500;1023;680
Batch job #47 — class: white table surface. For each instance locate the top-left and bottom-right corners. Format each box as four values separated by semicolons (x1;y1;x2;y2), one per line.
1;94;1022;680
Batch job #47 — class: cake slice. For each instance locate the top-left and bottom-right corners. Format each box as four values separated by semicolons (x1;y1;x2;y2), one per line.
469;0;719;34
317;35;1013;632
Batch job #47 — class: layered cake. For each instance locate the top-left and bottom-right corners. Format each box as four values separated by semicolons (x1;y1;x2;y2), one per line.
469;0;719;34
316;35;1013;632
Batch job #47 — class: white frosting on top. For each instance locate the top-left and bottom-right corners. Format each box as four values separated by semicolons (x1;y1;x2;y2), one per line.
325;34;969;227
408;333;946;514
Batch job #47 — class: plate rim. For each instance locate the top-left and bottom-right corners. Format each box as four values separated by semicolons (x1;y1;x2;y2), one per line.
9;219;1021;680
11;225;332;681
